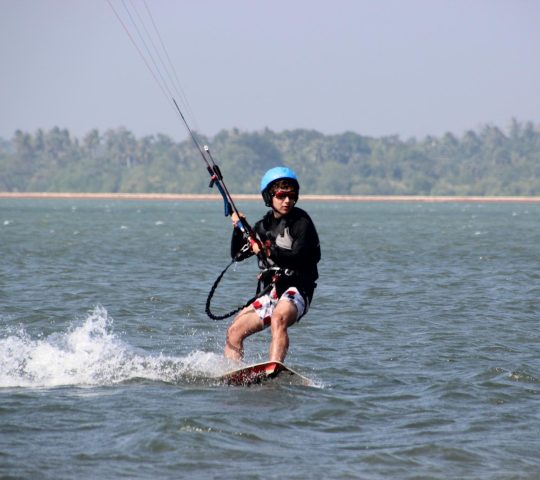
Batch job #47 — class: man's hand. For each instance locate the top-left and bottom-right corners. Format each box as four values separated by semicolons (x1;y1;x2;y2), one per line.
231;212;269;256
231;212;245;228
249;236;262;255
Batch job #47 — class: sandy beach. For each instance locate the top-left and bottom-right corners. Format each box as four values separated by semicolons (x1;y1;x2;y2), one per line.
0;192;539;203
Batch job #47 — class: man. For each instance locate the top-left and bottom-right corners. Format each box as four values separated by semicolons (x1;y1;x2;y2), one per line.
225;166;321;363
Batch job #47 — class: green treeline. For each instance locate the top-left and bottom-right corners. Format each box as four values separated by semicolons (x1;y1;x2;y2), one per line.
1;120;539;195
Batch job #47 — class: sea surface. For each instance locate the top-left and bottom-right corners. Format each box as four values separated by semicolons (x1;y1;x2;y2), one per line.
1;198;539;479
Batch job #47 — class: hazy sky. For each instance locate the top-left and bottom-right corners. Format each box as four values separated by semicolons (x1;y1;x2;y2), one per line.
1;0;539;142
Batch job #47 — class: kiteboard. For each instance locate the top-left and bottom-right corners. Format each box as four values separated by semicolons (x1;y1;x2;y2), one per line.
217;360;314;386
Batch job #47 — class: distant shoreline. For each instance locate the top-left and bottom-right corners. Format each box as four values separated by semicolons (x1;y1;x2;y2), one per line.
1;192;539;203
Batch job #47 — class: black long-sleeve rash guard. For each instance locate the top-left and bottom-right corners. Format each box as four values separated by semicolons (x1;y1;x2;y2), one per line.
230;207;321;301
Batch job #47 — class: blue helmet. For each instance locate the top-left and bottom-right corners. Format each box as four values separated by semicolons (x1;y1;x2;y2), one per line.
260;166;300;206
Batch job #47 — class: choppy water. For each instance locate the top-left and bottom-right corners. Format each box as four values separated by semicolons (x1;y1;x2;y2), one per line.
1;198;539;479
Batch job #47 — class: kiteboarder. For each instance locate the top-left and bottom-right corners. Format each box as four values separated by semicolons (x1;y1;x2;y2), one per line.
225;167;321;362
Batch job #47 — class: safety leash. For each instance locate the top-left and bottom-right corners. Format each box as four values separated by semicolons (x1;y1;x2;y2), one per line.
205;261;278;320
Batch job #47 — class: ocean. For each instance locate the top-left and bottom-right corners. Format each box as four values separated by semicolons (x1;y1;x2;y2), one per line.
1;198;539;479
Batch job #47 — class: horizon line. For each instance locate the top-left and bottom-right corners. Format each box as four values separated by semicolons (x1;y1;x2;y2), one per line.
1;192;539;203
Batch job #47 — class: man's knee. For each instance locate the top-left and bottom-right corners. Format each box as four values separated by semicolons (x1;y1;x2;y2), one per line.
227;310;261;341
227;321;244;341
271;308;296;331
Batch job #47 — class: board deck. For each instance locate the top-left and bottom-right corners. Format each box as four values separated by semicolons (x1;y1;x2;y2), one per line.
216;360;314;386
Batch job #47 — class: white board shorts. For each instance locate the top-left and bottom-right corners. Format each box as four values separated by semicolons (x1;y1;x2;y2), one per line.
251;286;308;329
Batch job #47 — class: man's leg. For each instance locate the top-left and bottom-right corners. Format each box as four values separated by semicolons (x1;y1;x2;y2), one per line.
268;300;298;362
224;307;263;361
